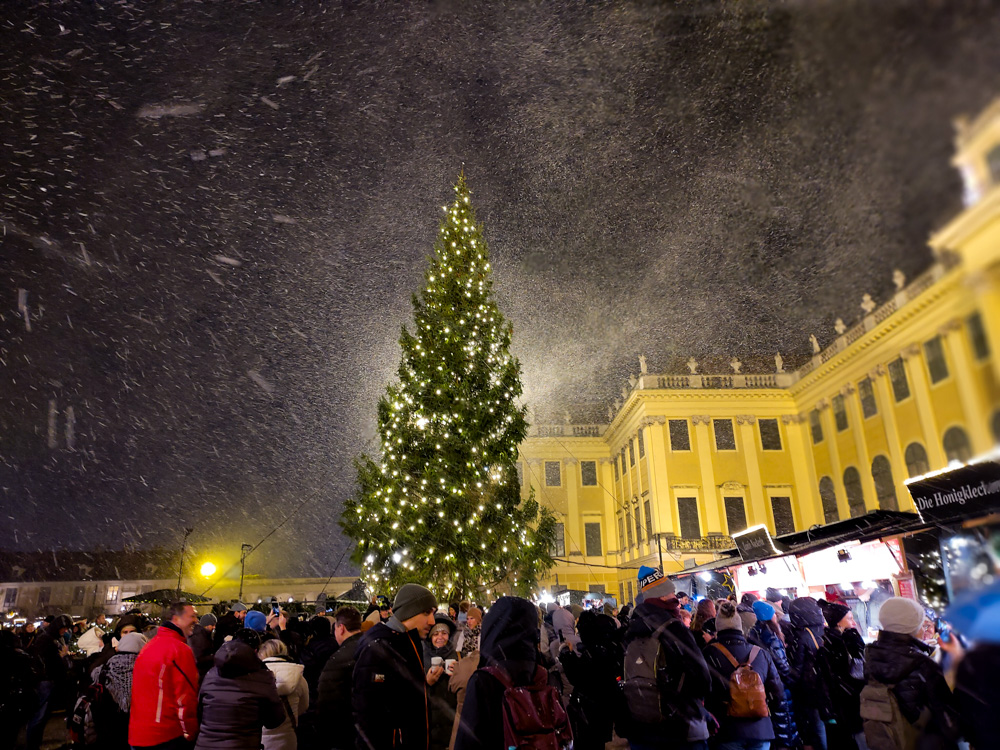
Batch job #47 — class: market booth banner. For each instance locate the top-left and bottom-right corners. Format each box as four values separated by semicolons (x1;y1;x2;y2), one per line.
906;458;1000;524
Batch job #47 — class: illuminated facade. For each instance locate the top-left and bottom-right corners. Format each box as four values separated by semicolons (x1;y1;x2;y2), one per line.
520;98;1000;606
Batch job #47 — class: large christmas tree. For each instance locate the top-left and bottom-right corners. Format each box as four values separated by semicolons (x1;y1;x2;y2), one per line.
342;176;555;602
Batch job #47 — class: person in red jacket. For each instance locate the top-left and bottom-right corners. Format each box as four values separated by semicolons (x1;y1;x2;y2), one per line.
129;601;200;749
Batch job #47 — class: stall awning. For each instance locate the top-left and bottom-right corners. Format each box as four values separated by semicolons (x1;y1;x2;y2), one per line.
668;510;920;578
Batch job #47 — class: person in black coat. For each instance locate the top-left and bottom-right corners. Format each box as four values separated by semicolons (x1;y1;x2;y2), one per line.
310;607;364;750
300;616;338;705
25;613;72;750
787;597;830;750
454;595;570;750
559;610;623;750
195;639;286;750
816;602;865;749
749;600;799;749
704;601;789;748
189;614;218;681
353;583;438;750
865;597;961;750
423;613;459;750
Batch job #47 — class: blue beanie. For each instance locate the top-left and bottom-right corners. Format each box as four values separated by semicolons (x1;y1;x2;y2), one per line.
752;600;775;623
244;610;267;633
636;565;674;603
969;601;1000;644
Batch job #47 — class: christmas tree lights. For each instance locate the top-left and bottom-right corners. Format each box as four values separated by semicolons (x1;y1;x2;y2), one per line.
341;175;555;601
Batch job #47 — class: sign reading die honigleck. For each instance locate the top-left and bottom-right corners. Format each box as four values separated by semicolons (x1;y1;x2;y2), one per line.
905;458;1000;524
733;524;779;561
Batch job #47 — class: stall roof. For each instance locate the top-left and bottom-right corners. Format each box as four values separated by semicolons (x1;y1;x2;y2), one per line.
669;510;921;578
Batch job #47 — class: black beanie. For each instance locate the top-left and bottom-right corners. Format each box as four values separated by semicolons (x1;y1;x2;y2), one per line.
824;602;851;629
393;584;437;622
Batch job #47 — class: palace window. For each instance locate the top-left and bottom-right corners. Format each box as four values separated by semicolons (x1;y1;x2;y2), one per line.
545;461;561;487
714;419;736;451
833;395;848;432
3;588;16;607
924;336;949;384
552;523;565;557
585;523;602;557
677;497;700;540
968;312;990;360
625;511;634;548
629;439;635;466
759;419;782;451
581;461;597;486
905;442;929;478
771;496;794;536
106;585;120;604
859;377;878;418
669;419;690;451
617;514;625;551
844;467;865;518
634;503;643;544
613;456;619;481
888;358;910;402
872;456;898;511
724;497;748;535
810;410;823;444
943;426;972;464
819;477;839;524
637;428;645;458
644;498;654;539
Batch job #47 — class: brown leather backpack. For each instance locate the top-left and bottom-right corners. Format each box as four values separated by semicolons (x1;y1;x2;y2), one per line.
711;643;769;719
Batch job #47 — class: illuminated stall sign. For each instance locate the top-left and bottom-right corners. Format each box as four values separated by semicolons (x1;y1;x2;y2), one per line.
733;525;779;561
906;459;1000;524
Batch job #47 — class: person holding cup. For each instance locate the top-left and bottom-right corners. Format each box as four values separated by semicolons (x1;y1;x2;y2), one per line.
423;613;460;749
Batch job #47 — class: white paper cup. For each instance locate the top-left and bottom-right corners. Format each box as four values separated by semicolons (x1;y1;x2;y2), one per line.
431;656;443;668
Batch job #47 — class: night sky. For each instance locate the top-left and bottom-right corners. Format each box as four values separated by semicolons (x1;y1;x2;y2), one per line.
3;0;999;578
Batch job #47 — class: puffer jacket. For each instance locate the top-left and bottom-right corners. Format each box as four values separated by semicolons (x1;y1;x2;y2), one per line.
261;657;309;750
865;630;961;750
129;622;199;746
195;640;285;750
749;620;799;748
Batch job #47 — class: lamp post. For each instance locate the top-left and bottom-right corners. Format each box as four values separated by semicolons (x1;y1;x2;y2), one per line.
239;543;253;601
176;527;194;597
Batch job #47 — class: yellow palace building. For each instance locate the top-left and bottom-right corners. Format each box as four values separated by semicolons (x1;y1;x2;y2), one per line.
519;97;1000;607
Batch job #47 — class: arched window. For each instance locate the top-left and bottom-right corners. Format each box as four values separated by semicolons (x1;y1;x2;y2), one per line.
843;467;865;518
991;409;1000;445
871;455;897;511
905;442;930;478
943;426;972;464
819;477;839;524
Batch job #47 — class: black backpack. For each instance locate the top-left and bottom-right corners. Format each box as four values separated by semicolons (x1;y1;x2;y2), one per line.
621;617;691;725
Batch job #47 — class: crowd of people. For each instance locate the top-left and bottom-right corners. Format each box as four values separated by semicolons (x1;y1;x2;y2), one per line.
3;565;1000;750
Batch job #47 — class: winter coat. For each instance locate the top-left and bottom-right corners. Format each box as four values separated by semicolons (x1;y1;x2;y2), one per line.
703;628;785;743
300;634;338;705
315;632;362;747
195;640;285;750
621;596;711;745
422;640;459;750
454;597;547;750
188;623;216;680
214;612;244;649
954;642;1000;750
261;656;309;750
818;626;866;734
547;607;579;661
129;622;200;746
864;630;961;750
559;612;622;748
28;622;69;683
748;620;799;748
353;616;429;750
786;597;828;712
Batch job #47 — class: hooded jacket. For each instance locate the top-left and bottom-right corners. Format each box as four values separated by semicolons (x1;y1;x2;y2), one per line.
353;616;429;750
454;596;549;750
786;597;828;712
129;622;200;747
261;656;309;750
195;640;285;750
622;596;710;744
864;630;961;750
423;614;459;750
28;618;71;683
188;623;216;680
559;611;622;745
704;627;785;743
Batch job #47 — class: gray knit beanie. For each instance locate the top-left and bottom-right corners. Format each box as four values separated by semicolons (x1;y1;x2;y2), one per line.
393;583;438;622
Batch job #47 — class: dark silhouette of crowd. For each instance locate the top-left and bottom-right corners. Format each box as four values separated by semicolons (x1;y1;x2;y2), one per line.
5;567;1000;750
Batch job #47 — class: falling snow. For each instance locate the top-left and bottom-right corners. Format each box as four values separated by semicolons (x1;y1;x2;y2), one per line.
2;1;999;576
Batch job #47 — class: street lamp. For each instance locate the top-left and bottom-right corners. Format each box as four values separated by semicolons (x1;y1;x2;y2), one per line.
238;543;253;601
176;527;194;597
200;562;217;578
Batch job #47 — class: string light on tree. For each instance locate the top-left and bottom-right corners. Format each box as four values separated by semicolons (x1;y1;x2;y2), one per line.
341;174;556;601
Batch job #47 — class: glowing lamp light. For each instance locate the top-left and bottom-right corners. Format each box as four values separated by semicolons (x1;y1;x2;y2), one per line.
200;562;217;578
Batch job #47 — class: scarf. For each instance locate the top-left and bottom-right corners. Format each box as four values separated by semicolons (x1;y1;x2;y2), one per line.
461;624;480;657
104;652;138;713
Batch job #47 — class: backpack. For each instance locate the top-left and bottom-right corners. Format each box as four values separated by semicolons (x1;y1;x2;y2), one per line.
622;620;691;725
859;680;927;750
482;664;573;750
710;643;769;719
67;665;108;746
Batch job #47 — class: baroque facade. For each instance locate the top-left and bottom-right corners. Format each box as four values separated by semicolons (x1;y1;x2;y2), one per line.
520;98;1000;607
